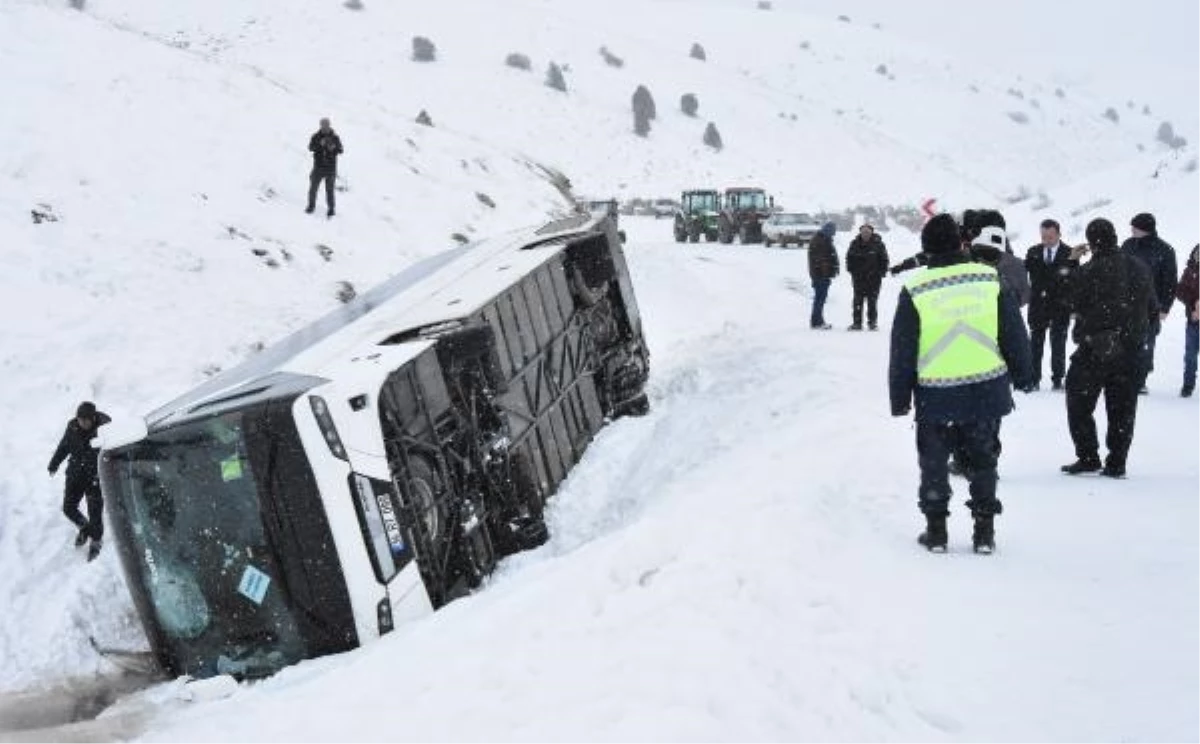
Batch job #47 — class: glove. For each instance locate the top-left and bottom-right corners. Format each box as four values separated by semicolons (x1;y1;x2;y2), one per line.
48;467;56;477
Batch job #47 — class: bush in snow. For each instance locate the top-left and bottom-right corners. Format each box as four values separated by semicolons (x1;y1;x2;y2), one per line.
1031;192;1052;210
703;122;723;150
633;85;656;120
757;1;773;9
1103;107;1119;123
1143;104;1152;116
476;192;496;208
875;63;888;76
1007;111;1029;125
415;109;433;127
68;0;85;9
1007;88;1024;100
837;14;851;22
1054;87;1066;98
412;36;436;62
546;62;567;92
335;281;357;304
1156;121;1187;150
343;0;363;9
451;232;470;245
690;43;707;61
1184;157;1198;173
680;93;699;117
505;52;531;71
600;46;624;68
633;85;656;136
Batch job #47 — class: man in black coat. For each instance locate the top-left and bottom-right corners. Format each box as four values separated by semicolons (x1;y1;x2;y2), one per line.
889;214;1032;554
1024;218;1078;391
845;224;889;330
1062;219;1157;479
48;401;111;560
306;117;344;217
1121;212;1177;393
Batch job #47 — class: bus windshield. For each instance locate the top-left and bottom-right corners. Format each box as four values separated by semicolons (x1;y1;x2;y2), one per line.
102;412;307;678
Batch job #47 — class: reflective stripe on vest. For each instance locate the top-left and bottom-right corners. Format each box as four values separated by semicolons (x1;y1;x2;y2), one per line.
904;264;1007;388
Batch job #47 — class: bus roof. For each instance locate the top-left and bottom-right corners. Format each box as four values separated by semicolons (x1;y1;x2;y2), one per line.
147;213;604;428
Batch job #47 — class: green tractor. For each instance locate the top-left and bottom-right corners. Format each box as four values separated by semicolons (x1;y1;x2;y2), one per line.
718;187;774;244
673;190;721;243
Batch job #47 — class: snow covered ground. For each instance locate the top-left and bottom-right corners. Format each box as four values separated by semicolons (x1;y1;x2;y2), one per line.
108;218;1200;741
0;0;1197;739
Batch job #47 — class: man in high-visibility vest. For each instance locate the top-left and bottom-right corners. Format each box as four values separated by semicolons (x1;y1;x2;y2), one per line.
889;214;1032;554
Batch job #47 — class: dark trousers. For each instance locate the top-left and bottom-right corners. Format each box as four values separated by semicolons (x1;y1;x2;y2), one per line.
851;279;880;326
63;475;104;541
308;169;336;212
916;419;1002;518
1066;353;1139;468
1184;321;1198;390
810;278;831;327
1030;318;1069;385
1135;321;1160;390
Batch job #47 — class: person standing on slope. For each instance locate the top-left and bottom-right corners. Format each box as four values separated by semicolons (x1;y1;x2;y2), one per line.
306;117;343;218
1061;219;1157;478
1175;244;1198;397
845;224;889;331
48;401;111;561
808;222;840;330
1024;219;1078;392
889;214;1032;554
1121;212;1177;394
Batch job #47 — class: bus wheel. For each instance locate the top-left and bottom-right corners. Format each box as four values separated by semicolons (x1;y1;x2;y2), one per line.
406;456;445;550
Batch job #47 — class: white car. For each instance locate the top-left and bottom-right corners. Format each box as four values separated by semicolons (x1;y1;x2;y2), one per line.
762;212;821;247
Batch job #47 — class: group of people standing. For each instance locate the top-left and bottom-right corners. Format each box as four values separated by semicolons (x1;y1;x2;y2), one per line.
805;207;1195;555
807;222;890;330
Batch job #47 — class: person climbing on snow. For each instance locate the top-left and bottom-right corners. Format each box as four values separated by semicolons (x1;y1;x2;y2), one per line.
889;214;1032;554
808;221;839;330
845;224;889;330
48;401;111;561
306;117;343;218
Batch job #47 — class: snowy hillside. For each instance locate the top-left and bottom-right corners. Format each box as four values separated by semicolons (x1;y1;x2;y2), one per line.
0;0;1196;739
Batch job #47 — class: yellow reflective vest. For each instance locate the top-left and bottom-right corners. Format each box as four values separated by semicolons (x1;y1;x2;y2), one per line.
904;264;1007;388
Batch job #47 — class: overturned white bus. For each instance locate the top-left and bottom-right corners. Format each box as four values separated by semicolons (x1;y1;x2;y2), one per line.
99;214;650;679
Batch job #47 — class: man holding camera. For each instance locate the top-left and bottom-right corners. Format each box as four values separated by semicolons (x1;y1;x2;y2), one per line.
1061;219;1157;478
306;117;343;218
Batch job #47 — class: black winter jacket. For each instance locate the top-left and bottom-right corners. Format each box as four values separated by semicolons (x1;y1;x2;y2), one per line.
1070;248;1157;360
808;232;840;280
889;254;1032;423
309;130;344;172
48;412;111;480
1121;234;1177;316
845;234;889;286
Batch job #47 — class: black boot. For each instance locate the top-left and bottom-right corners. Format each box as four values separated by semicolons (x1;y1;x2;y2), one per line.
87;539;102;562
1061;457;1102;475
74;528;89;548
972;515;995;554
917;514;948;553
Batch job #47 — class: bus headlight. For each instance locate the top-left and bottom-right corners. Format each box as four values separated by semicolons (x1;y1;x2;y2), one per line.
309;395;348;461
